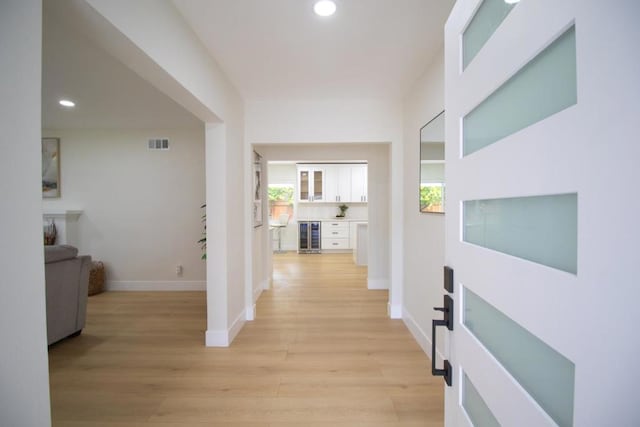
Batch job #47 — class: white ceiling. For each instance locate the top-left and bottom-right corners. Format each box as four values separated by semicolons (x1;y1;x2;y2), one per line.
42;0;454;129
42;1;203;130
173;0;455;100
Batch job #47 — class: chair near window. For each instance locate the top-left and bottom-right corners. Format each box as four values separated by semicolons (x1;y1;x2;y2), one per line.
274;213;290;253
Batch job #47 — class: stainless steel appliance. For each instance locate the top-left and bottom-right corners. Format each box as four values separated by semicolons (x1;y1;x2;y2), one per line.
298;221;321;253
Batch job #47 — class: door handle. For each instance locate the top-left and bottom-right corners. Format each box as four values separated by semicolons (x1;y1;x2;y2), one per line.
432;294;453;386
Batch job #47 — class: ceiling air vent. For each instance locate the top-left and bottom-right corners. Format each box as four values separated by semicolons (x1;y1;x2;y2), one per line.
148;138;169;150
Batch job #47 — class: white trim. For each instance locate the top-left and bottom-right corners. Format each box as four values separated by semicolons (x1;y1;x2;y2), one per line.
205;329;229;347
246;279;267;320
42;209;83;220
255;280;267;301
403;306;445;363
245;304;256;321
389;303;402;319
105;281;206;291
205;309;246;347
228;309;245;344
367;278;389;290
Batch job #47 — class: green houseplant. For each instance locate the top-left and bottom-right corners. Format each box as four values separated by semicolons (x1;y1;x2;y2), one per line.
336;204;349;218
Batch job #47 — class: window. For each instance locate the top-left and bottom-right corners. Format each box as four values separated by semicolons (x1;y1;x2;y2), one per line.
420;180;444;213
268;184;294;220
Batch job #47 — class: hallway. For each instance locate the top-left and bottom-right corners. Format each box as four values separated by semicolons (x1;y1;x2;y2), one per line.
48;253;443;426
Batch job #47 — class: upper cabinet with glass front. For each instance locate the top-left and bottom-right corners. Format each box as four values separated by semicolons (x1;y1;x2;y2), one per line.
297;165;325;202
420;111;445;213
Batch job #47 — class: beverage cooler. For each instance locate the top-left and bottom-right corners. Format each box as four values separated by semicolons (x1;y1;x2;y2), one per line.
298;221;321;253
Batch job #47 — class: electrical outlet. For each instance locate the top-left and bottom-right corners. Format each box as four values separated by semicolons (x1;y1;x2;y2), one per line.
175;265;183;276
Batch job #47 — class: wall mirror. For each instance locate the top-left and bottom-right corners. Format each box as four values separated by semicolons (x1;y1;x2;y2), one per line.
420;111;445;213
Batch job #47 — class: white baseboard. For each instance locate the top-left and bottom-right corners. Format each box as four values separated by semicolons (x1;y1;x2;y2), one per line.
246;279;267;321
389;303;402;319
206;309;246;347
228;310;245;343
272;246;297;252
402;306;445;363
105;280;206;291
367;278;389;290
245;303;256;321
255;280;267;302
205;329;229;347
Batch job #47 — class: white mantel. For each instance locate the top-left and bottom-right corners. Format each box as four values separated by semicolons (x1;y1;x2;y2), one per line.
43;209;83;247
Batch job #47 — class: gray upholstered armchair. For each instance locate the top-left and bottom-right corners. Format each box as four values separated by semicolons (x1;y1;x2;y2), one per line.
44;245;91;345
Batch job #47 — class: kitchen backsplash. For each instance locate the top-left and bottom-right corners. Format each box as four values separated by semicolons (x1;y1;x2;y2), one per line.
296;203;368;221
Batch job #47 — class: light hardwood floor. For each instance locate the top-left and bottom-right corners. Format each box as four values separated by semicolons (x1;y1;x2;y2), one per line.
49;252;443;426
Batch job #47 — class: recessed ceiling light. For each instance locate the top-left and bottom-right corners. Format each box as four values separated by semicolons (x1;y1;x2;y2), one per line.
59;99;75;107
504;0;520;4
314;0;336;17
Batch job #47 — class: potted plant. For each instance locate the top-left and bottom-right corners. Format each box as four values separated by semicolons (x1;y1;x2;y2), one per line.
336;204;349;218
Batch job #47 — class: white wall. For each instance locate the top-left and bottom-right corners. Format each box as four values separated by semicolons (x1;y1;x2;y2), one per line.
297;204;368;222
268;163;297;184
420;143;445;161
258;144;390;292
401;49;446;359
246;99;402;144
421;163;445;183
41;128;206;289
80;0;246;346
0;1;52;426
247;99;403;315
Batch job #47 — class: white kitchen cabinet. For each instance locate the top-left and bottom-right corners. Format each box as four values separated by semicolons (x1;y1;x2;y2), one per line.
324;165;352;203
349;221;367;250
352;223;368;266
322;238;350;250
298;164;366;203
321;221;349;250
298;166;325;202
351;165;368;202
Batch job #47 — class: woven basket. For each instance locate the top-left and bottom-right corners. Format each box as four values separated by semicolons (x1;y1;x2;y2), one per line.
88;261;105;296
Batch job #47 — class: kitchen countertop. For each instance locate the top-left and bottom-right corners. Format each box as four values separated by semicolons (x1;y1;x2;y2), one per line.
297;218;368;222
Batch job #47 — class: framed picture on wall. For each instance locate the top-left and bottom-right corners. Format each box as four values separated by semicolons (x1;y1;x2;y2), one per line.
253;151;263;227
253;200;262;228
42;137;60;198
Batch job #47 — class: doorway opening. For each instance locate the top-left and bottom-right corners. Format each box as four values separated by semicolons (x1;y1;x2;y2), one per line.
249;143;391;323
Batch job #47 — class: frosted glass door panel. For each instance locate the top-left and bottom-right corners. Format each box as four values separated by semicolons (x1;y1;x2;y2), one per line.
464;288;575;427
463;0;516;69
463;26;577;156
462;373;500;427
463;193;577;274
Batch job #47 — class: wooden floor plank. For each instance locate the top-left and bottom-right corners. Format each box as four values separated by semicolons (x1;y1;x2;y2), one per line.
49;252;443;425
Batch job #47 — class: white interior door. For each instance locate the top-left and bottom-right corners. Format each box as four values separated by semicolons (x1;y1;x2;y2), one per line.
441;0;640;426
